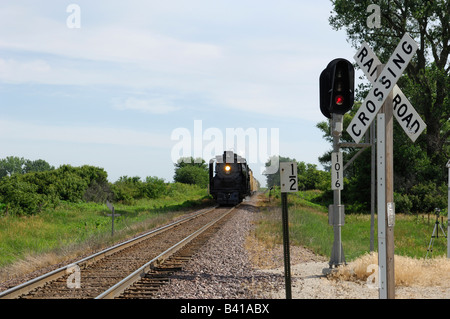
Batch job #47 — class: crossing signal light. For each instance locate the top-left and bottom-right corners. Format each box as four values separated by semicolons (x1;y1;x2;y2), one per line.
335;95;344;105
319;58;355;118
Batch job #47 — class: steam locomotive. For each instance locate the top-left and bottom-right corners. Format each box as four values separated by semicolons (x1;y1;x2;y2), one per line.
209;151;258;205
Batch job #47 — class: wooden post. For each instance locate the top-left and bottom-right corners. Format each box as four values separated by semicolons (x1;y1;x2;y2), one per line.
384;85;395;299
379;64;395;299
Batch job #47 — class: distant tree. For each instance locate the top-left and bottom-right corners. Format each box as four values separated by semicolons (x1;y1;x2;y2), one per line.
0;157;54;178
298;162;329;191
173;157;208;188
174;157;208;170
265;157;329;190
24;159;55;174
141;176;166;199
264;156;295;189
0;156;26;178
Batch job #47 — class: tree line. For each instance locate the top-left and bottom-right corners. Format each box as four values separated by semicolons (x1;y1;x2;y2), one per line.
0;156;196;216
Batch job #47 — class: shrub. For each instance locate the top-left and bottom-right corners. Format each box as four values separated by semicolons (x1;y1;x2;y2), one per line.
394;192;413;214
173;165;208;188
83;180;113;203
0;176;48;215
0;164;110;215
410;182;446;213
141;176;166;199
110;176;142;204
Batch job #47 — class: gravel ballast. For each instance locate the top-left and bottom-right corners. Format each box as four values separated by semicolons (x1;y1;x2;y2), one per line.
154;199;450;299
154;203;285;299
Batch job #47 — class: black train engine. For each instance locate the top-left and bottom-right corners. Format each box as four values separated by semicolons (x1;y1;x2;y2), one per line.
209;151;257;205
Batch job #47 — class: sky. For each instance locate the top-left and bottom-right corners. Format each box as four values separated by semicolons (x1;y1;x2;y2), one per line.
0;0;364;186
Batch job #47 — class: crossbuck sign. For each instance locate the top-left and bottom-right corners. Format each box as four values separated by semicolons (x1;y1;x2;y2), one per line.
347;33;422;143
353;41;426;142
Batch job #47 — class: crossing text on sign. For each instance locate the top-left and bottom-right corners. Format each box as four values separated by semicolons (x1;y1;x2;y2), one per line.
347;33;419;143
353;40;425;142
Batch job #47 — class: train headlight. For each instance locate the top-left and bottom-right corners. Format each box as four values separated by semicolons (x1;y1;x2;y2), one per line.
224;165;231;173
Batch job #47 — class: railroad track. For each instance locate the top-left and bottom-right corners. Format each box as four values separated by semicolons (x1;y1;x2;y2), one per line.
0;205;237;299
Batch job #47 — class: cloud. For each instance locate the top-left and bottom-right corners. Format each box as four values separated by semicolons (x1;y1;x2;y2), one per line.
113;97;180;114
0;1;354;124
0;119;171;148
0;58;51;84
0;5;222;67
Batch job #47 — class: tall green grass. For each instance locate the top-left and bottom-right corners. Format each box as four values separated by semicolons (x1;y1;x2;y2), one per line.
256;190;448;261
0;184;211;269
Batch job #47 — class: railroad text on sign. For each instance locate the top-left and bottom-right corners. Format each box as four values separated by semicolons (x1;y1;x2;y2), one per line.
353;41;425;142
347;33;419;143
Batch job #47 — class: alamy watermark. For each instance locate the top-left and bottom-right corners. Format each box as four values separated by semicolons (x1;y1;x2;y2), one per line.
367;4;381;29
171;120;279;174
366;264;380;289
66;4;81;29
66;264;81;289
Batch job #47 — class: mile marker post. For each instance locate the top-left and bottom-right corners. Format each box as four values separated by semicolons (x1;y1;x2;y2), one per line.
106;200;120;236
280;162;298;299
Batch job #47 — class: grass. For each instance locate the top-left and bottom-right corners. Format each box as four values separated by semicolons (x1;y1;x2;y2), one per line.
256;190;448;261
0;185;212;282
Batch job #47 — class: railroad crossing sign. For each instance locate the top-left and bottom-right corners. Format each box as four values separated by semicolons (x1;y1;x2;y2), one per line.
353;41;426;142
347;33;424;299
347;33;420;143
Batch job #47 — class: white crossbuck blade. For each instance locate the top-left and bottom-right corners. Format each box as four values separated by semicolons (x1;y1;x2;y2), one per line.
347;33;425;143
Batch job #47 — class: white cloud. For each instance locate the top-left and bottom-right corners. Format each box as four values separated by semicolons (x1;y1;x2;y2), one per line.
0;1;354;124
0;119;171;148
0;58;51;83
113;97;180;114
0;5;222;67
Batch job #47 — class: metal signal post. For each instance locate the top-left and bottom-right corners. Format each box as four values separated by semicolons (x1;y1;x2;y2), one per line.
280;162;298;299
319;58;354;269
329;114;346;268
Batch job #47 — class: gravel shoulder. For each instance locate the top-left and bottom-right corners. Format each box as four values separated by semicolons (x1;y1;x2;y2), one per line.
155;197;450;299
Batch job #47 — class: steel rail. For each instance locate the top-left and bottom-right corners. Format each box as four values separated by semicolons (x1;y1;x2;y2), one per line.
0;205;217;299
95;205;237;299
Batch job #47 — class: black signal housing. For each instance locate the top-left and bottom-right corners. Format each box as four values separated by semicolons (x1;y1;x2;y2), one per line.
319;58;355;118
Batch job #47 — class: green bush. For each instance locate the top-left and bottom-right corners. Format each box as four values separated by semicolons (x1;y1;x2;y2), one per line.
0;164;110;215
110;176;141;204
409;182;446;214
141;176;166;199
394;192;413;214
83;180;113;203
173;165;208;188
0;176;48;215
110;176;169;204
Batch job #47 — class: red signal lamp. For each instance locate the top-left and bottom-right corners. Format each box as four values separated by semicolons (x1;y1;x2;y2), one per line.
335;95;344;106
